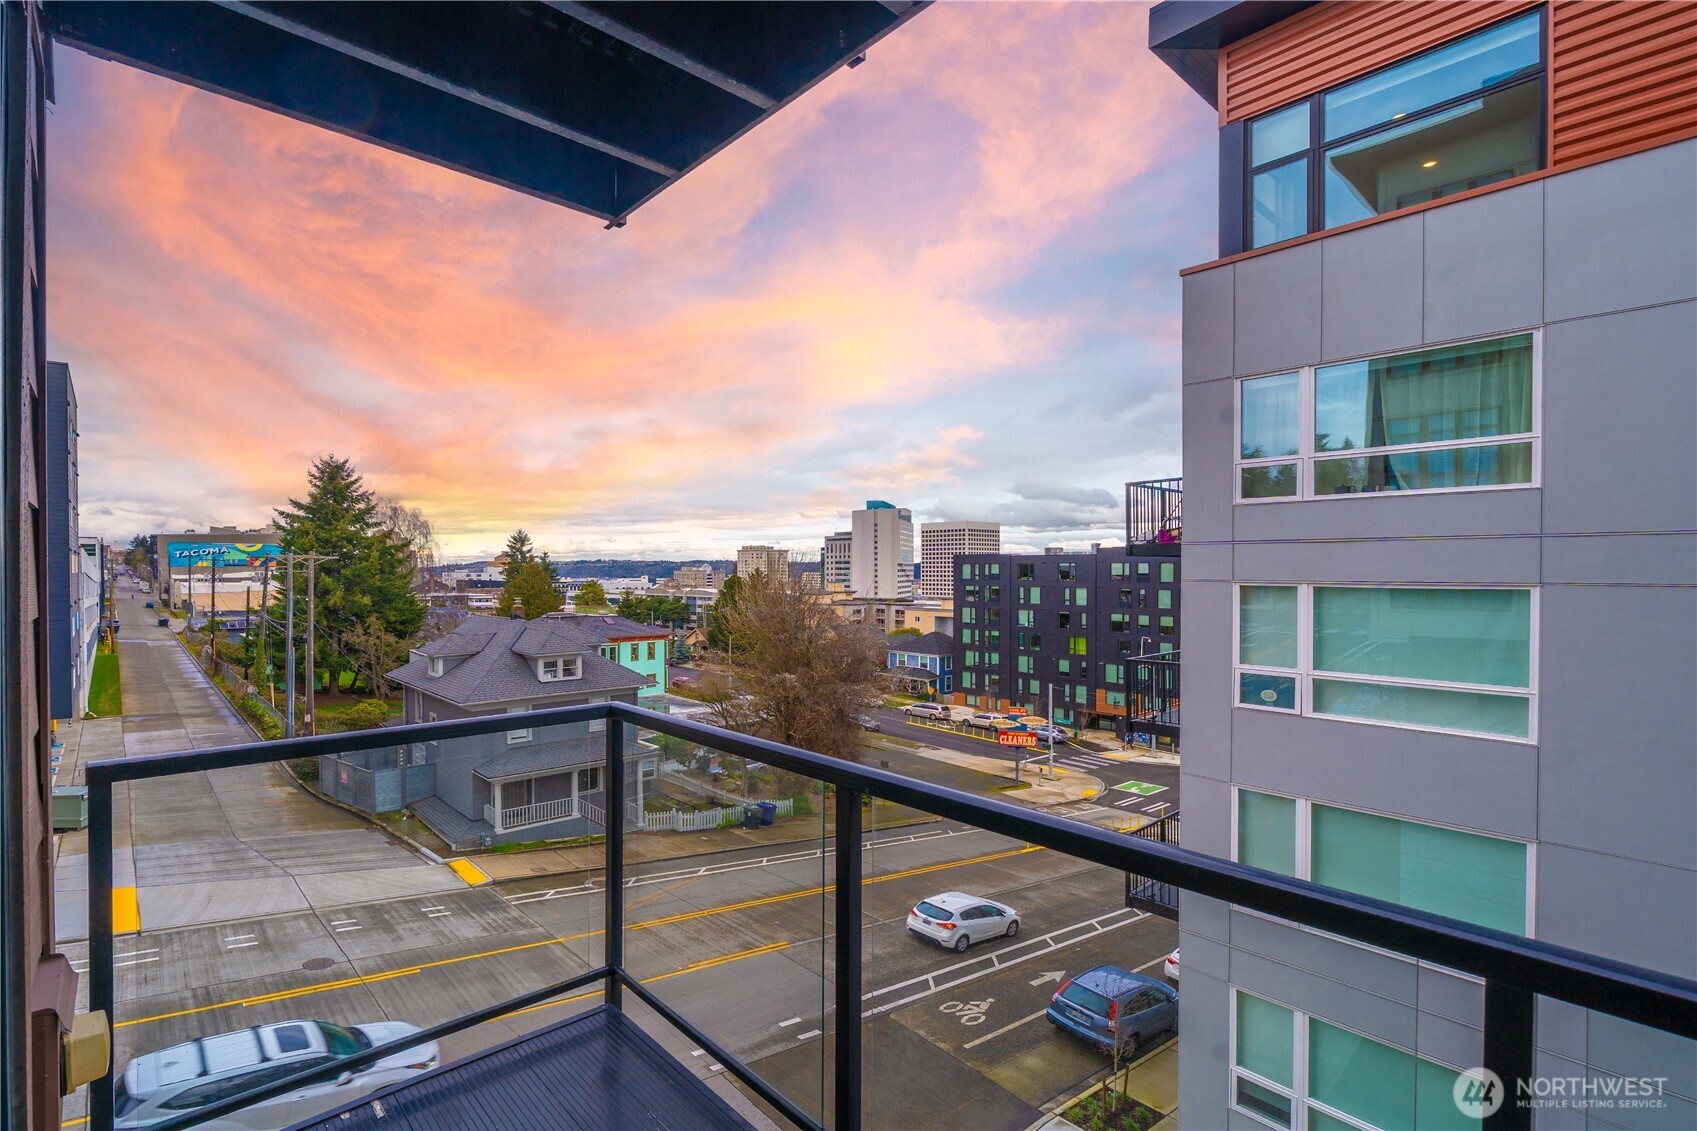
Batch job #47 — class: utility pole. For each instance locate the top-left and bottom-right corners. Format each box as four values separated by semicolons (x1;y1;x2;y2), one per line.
208;554;219;665
275;551;335;738
306;561;316;735
285;559;296;739
259;559;273;706
1047;683;1056;778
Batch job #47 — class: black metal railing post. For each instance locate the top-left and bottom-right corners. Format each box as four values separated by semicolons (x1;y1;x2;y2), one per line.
88;774;115;1131
833;787;863;1131
1482;980;1535;1131
604;715;625;1011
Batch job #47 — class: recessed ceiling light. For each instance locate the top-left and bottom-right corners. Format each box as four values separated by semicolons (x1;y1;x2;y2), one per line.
1422;160;1438;168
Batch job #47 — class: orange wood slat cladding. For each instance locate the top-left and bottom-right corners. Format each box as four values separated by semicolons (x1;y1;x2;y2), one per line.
1550;0;1697;165
1219;0;1540;125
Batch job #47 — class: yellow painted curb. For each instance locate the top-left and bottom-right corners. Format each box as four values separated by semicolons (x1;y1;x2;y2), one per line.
113;887;141;934
449;858;490;886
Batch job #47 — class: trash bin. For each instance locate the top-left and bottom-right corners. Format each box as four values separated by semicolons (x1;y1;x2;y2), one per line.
742;805;762;830
144;601;153;609
51;786;88;832
755;801;777;826
157;616;169;627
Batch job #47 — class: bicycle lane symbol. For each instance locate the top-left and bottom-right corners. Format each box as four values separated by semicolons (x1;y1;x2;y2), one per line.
940;998;994;1026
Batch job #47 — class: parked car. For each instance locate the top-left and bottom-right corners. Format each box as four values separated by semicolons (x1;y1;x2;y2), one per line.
1047;966;1177;1057
1164;948;1180;981
858;715;881;732
115;1018;439;1130
966;712;1017;730
906;891;1019;952
1027;724;1071;743
902;702;948;719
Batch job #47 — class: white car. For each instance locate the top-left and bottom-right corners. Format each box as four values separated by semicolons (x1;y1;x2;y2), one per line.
115;1019;439;1130
906;891;1020;952
1164;948;1180;981
903;702;948;719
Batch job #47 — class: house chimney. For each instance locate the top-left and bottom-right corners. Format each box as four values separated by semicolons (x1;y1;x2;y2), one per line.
511;598;525;619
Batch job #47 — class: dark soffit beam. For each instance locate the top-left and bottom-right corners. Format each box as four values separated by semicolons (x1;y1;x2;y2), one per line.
545;1;777;109
1147;0;1316;106
44;0;666;222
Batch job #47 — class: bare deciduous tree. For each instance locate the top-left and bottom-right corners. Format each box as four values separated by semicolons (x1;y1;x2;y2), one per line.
342;614;410;697
373;496;439;594
713;570;886;762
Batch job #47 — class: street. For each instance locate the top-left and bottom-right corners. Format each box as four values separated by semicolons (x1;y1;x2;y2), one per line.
63;822;1176;1129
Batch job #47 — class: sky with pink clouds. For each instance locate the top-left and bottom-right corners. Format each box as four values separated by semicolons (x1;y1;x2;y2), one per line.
48;2;1217;561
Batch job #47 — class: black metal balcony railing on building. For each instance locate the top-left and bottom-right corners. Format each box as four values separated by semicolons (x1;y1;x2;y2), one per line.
83;705;1697;1131
1125;477;1182;547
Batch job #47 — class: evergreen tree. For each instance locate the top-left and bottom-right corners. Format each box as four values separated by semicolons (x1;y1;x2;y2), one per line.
497;560;564;620
502;530;535;582
704;574;743;651
271;456;426;693
574;579;609;610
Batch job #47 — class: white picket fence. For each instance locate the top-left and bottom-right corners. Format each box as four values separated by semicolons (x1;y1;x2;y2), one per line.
637;796;795;833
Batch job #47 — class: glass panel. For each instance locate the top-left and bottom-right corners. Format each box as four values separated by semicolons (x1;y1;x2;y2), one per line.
1236;1077;1294;1127
1310;1019;1417;1129
1311;804;1528;934
1325;79;1541;222
1239;585;1298;668
1415;1059;1481;1130
1253;102;1310;166
1160;563;1175;584
1313;678;1530;739
1239;672;1297;712
1238;791;1297;876
1242;463;1299;499
1312;587;1531;687
1323;12;1541;141
1241;372;1301;459
1252;158;1308;248
1314;442;1532;494
1315;335;1533;453
1307;1110;1363;1131
1236;992;1295;1087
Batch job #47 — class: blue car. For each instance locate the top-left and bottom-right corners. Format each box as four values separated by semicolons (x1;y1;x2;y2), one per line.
1046;965;1177;1056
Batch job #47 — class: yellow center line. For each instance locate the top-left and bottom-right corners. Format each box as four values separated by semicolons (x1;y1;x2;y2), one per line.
113;845;1042;1030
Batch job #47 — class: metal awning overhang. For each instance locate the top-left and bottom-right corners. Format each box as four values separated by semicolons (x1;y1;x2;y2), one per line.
43;0;929;225
1147;0;1315;107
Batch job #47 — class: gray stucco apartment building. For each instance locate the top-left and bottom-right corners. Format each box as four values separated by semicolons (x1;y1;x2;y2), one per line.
1152;3;1695;1129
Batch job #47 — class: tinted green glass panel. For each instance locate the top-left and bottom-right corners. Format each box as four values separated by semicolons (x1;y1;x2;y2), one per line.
1314;336;1532;453
1240;672;1297;711
1160;563;1175;583
1312;804;1527;934
1242;372;1301;458
1238;791;1296;876
1416;1060;1481;1131
1240;585;1298;668
1313;678;1530;739
1236;992;1294;1088
1306;1111;1359;1131
1309;1019;1416;1130
1314;442;1532;495
1242;463;1299;499
1312;587;1530;687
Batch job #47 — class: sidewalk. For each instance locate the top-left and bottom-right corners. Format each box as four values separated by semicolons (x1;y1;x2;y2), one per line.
471;803;941;882
894;742;1105;806
1026;1040;1178;1131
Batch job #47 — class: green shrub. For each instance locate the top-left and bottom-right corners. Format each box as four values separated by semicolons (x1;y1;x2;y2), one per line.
239;696;283;740
287;756;318;783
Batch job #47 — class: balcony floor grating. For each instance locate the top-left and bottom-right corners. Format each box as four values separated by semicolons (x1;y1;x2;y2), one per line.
286;1006;754;1131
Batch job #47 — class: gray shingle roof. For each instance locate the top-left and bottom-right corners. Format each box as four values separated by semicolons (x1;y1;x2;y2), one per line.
389;614;644;707
889;665;939;681
474;736;603;781
887;631;953;657
550;613;669;641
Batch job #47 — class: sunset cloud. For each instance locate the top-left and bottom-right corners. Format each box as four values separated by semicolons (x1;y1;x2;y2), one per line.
48;3;1213;559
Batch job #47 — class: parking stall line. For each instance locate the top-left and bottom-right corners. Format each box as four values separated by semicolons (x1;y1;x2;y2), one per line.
962;1006;1050;1050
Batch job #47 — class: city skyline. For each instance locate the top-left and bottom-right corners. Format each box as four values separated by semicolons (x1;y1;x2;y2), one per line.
46;2;1211;559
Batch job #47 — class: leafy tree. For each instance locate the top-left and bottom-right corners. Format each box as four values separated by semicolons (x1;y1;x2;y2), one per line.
889;627;922;638
574;579;609;609
499;560;565;620
271;455;426;694
342;615;410;697
703;574;743;651
712;570;885;761
502;530;535;582
616;593;690;626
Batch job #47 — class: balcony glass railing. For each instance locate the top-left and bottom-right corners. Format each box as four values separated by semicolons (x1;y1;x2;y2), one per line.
77;704;1697;1131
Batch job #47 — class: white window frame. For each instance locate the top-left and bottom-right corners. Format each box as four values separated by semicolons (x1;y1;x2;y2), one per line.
507;704;532;744
1231;582;1538;744
1229;786;1537;943
1228;986;1484;1131
1234;331;1542;505
428;656;443;677
537;655;581;683
427;711;439;746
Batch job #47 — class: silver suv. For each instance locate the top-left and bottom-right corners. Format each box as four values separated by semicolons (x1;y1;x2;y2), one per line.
115;1018;439;1129
902;702;948;719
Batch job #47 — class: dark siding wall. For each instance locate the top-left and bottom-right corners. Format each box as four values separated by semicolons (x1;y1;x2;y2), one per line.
43;361;66;719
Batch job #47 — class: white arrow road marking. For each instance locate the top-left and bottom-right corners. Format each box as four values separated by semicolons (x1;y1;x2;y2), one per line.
1028;970;1065;987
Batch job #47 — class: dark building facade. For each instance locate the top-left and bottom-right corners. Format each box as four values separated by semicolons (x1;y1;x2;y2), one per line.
951;543;1180;738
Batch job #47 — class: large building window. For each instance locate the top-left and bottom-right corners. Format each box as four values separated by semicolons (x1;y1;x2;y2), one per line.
1236;789;1530;937
1232;989;1484;1131
1236;584;1534;740
1239;335;1536;502
1244;10;1543;249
